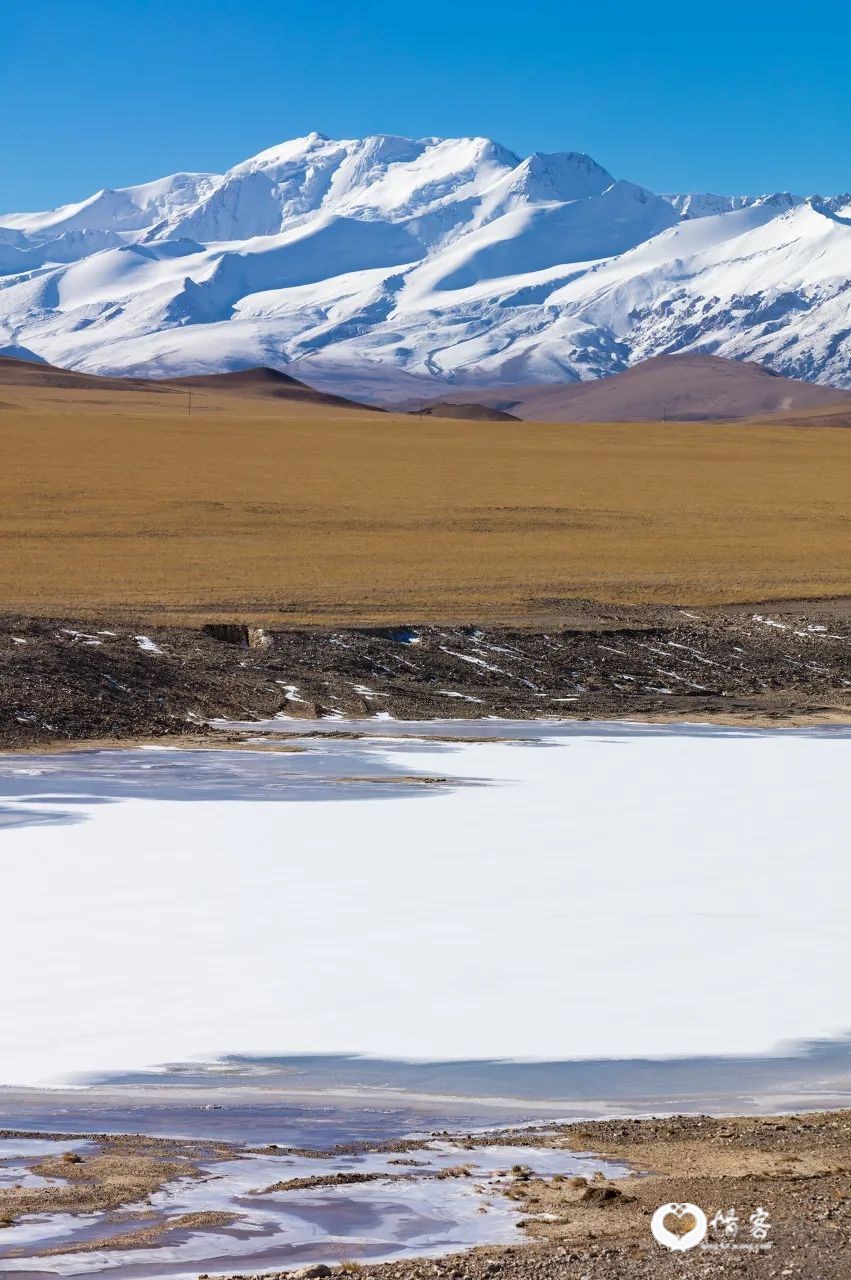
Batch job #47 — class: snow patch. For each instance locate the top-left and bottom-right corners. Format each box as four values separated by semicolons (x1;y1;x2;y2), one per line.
134;635;163;655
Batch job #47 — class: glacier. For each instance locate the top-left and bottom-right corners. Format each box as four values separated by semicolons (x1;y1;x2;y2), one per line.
1;131;850;398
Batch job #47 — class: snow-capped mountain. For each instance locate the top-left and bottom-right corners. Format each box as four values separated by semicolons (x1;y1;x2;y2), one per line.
1;132;850;396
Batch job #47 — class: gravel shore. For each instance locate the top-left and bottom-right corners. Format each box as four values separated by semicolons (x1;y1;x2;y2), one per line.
2;599;849;749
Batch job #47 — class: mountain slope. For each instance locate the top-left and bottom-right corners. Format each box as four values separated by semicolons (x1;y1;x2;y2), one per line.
1;133;850;392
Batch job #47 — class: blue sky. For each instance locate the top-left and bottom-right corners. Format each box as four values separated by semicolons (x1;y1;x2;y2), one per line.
3;0;849;211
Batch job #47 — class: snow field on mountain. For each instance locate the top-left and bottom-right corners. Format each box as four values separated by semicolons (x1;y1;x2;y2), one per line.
1;132;849;388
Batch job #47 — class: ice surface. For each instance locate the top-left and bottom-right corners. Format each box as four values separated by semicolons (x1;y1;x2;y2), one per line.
0;724;848;1085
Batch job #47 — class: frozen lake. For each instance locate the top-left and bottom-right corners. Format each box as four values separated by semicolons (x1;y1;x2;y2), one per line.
1;721;849;1100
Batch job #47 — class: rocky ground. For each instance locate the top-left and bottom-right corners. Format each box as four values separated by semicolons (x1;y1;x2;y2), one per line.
1;599;849;749
230;1112;851;1280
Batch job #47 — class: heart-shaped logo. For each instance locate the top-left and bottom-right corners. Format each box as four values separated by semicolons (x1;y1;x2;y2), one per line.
651;1201;708;1252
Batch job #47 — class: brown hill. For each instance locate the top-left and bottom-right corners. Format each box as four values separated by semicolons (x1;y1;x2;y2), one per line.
0;355;376;413
416;401;520;422
459;355;851;423
156;366;378;410
5;351;848;426
0;354;162;394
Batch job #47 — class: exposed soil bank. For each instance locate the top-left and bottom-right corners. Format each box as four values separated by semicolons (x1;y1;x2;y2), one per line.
1;600;849;749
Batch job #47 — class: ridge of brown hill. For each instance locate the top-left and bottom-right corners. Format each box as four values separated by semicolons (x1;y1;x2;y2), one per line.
416;401;520;422
0;355;380;414
155;366;380;411
0;354;166;394
427;354;851;423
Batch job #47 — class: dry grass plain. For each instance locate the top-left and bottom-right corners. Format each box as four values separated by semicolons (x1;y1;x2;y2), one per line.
1;380;849;625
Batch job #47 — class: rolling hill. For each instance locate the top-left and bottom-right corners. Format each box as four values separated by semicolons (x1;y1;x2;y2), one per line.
0;353;373;411
427;354;851;423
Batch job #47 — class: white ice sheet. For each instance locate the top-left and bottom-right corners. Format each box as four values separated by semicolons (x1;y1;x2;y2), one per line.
1;726;849;1083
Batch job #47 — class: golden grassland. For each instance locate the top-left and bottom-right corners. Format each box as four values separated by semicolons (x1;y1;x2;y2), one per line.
1;382;849;625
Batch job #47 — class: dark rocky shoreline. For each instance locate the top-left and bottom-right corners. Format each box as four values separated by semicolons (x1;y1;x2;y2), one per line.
1;599;849;749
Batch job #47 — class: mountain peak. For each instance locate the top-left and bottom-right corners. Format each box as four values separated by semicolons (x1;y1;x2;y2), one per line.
2;132;850;392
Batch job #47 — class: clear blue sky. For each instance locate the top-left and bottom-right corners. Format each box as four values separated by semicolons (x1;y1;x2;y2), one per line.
3;0;849;212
